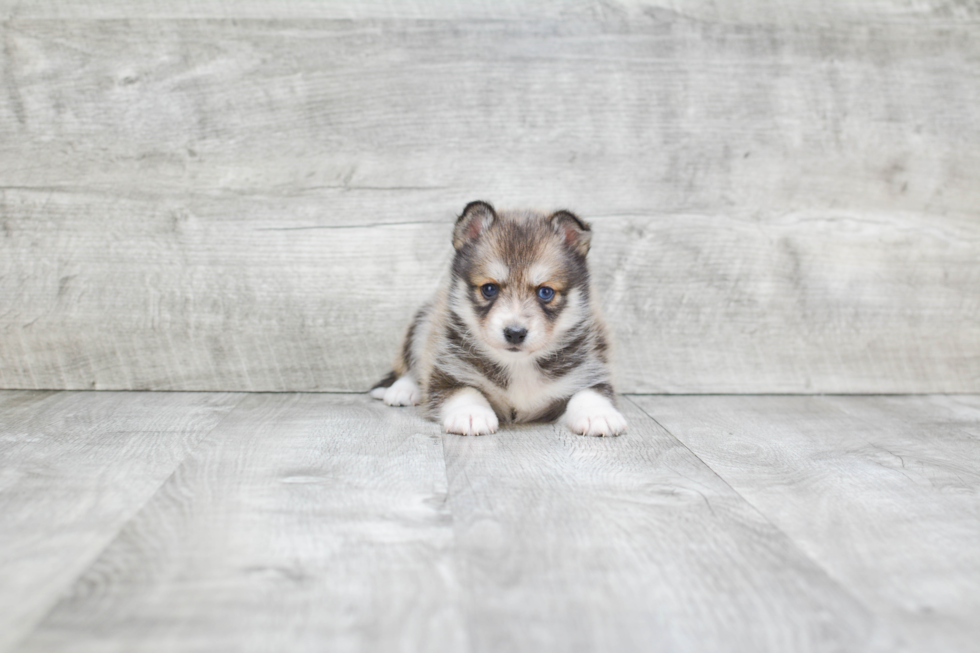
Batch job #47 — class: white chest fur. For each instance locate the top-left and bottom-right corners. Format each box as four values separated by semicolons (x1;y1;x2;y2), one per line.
484;357;583;421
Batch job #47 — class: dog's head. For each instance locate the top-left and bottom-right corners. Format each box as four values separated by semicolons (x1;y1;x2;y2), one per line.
450;201;592;358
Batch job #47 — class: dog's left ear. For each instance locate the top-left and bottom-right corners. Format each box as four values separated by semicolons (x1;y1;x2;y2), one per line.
549;210;592;257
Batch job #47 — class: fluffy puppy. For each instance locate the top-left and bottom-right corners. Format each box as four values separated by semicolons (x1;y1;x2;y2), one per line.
370;201;626;437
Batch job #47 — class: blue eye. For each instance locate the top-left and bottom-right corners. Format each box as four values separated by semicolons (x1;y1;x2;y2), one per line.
537;286;555;302
480;283;498;299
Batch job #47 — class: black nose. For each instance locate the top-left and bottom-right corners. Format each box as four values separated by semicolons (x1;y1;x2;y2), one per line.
503;327;528;345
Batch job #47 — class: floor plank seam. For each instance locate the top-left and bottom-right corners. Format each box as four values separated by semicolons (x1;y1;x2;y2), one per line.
5;392;977;651
623;395;881;622
4;392;250;653
437;432;477;653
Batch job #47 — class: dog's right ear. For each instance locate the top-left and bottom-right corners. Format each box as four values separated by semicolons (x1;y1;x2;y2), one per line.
453;201;497;250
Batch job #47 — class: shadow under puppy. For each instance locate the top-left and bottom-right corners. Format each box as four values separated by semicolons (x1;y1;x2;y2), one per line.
370;201;627;437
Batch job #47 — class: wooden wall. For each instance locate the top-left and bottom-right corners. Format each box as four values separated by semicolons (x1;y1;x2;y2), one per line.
1;1;978;393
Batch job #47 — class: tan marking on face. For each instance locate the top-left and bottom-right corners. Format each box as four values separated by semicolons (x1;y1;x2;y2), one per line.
460;211;582;355
525;245;569;297
539;280;566;294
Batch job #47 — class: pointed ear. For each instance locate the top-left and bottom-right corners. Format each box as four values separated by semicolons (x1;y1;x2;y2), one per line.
549;210;592;257
453;201;497;250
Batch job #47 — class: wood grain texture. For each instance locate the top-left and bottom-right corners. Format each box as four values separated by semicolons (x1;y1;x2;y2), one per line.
632;394;980;653
14;393;467;653
0;390;242;653
441;401;882;653
2;0;978;22
3;391;978;650
3;189;975;393
1;6;978;392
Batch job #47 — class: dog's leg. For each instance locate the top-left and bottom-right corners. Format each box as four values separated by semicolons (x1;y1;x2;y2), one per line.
369;370;397;400
562;388;627;437
441;387;499;436
382;374;422;406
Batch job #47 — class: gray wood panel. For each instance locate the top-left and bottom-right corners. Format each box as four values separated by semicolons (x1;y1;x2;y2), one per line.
4;390;978;650
5;0;976;21
2;6;978;393
632;394;980;653
3;189;975;393
14;393;467;653
441;401;882;653
0;390;242;653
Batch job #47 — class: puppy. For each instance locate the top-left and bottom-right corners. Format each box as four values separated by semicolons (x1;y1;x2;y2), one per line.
370;201;626;437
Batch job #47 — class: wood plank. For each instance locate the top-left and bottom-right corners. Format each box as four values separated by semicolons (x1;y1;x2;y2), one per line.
1;196;977;394
2;13;978;393
0;389;60;423
3;0;975;21
14;393;467;653
948;394;980;412
0;188;457;392
0;390;242;653
596;209;979;393
441;401;882;653
2;18;976;212
632;394;980;653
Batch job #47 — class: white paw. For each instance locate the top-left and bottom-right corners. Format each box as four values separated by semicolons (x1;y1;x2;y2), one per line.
369;386;386;400
441;388;498;436
383;376;422;406
562;389;627;437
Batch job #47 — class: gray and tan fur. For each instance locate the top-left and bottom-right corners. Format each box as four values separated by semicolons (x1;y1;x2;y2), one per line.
370;201;627;436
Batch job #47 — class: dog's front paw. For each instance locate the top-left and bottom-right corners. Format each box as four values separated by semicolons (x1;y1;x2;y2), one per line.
443;407;498;436
441;388;498;436
383;376;422;406
563;389;627;437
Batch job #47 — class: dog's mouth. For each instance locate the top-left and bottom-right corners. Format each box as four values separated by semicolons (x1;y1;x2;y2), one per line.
502;345;539;356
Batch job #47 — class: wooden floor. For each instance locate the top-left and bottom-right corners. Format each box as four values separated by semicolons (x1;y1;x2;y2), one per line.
1;391;977;653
